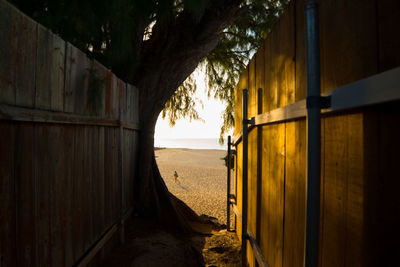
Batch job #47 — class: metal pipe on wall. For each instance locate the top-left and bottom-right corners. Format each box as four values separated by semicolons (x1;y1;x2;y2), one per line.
242;89;249;267
304;1;321;267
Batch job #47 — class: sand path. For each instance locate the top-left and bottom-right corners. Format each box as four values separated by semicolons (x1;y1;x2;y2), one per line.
155;148;232;225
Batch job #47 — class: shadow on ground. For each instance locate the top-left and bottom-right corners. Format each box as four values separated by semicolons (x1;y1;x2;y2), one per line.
100;217;241;267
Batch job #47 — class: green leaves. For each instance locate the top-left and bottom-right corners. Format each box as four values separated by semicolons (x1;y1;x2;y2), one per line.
9;0;290;139
161;73;204;127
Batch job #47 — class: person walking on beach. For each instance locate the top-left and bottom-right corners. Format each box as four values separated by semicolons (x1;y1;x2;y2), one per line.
174;171;180;184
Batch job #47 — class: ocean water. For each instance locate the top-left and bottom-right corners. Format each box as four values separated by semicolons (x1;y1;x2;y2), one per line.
155;138;227;150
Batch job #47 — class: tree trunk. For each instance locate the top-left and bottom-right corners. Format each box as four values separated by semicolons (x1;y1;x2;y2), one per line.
133;106;201;233
130;0;243;232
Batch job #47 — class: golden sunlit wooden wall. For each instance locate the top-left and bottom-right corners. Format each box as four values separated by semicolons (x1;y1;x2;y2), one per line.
0;1;140;266
233;0;400;266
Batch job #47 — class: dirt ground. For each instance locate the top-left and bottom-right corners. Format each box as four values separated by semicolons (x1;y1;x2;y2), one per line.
100;217;241;267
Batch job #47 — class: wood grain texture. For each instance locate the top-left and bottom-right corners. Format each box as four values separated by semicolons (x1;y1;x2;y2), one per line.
15;124;36;266
89;61;106;117
48;126;64;266
320;113;365;267
36;25;65;110
247;56;257;267
294;0;307;101
0;122;16;266
35;125;52;266
105;73;119;119
14;9;37;108
233;0;400;266
235;142;243;241
0;0;16;104
319;0;377;93
0;103;140;130
0;2;141;265
259;124;285;267
283;120;306;267
234;68;248;135
64;43;90;115
0;1;37;107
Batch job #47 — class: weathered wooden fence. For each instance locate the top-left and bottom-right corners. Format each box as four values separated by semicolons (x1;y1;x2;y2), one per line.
230;0;400;267
0;1;140;266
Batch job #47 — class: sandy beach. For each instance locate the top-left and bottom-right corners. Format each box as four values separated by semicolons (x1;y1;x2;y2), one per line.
155;148;231;225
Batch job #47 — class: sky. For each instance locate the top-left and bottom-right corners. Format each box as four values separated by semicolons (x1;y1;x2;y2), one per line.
154;70;229;140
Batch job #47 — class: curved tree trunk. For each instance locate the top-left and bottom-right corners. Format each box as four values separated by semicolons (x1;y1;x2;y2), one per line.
134;108;200;233
130;0;243;232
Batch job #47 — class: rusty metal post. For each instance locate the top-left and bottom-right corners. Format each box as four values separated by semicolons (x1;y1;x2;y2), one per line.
242;89;249;267
227;135;232;231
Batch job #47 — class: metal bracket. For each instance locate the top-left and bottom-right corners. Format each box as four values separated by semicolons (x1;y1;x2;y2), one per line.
306;95;331;109
244;117;255;126
230;149;237;155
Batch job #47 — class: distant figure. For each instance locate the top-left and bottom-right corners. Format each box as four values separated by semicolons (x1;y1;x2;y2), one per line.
174;171;180;184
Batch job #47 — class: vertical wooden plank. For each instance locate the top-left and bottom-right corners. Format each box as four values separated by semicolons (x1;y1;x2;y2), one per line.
88;61;106;117
36;26;67;111
0;1;37;107
235;142;243;241
248;58;257;117
295;0;307;101
235;66;248;244
234;68;248;136
91;126;105;243
263;36;274;113
50;34;66;111
259;8;293;267
119;82;127;117
105;73;119;119
104;72;112;118
15;123;36;267
14;9;37;107
247;56;257;267
35;125;51;266
123;130;131;212
64;43;90;115
270;6;295;107
0;122;16;266
126;84;135;123
378;0;400;72
259;123;285;267
321;114;364;267
72;126;84;260
35;25;53;110
283;120;306;267
319;0;377;93
47;126;65;266
0;0;16;104
83;127;93;249
318;1;376;266
132;86;139;125
63;126;74;266
103;128;113;228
